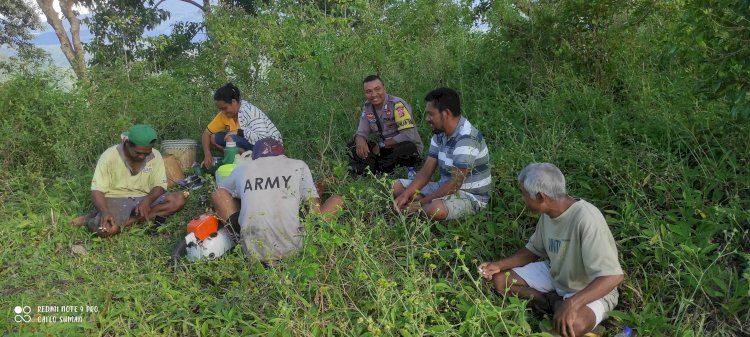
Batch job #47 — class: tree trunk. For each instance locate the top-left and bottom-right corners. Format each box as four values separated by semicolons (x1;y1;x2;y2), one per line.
36;0;87;80
203;0;211;15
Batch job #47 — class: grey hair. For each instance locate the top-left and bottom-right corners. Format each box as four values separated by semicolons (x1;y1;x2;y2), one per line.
517;163;567;200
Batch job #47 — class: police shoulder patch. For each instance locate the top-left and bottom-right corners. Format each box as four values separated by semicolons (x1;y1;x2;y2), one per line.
394;102;414;130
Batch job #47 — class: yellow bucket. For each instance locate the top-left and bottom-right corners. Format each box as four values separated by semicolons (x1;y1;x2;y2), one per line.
215;164;237;186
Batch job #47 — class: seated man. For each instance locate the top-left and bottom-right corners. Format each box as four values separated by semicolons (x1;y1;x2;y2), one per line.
479;163;624;337
348;75;423;175
393;87;491;220
70;124;187;237
208;138;343;263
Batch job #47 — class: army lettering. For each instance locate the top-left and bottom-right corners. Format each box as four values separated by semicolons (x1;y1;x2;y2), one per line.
244;175;292;193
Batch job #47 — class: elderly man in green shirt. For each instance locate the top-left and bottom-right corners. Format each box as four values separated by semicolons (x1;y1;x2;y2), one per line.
70;124;187;237
480;163;624;337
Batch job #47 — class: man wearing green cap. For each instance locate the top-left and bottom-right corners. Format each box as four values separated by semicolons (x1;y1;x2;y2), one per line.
70;124;187;237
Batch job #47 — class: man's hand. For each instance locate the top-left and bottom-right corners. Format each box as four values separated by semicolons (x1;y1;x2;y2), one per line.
100;223;120;235
554;300;580;337
419;195;433;205
99;211;115;229
394;193;424;214
478;261;504;280
135;201;151;220
355;137;370;159
393;193;412;212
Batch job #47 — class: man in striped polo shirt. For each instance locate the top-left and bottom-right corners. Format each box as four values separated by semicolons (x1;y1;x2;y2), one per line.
393;87;491;220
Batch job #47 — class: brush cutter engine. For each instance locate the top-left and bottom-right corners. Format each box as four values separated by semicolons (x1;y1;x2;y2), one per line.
184;214;235;261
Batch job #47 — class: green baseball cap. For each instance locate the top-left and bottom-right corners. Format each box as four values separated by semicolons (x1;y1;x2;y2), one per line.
123;124;158;147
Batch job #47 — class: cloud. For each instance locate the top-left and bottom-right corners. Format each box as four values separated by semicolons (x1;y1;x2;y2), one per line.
36;0;90;21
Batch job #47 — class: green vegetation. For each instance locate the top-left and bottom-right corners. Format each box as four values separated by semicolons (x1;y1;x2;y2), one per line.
1;1;748;336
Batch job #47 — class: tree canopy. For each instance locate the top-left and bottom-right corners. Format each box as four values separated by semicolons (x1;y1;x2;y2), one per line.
0;0;43;58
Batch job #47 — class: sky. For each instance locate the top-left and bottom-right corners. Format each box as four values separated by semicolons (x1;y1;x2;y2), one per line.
38;0;91;17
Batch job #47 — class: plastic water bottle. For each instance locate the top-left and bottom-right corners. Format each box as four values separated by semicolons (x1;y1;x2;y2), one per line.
223;140;240;164
613;327;634;337
407;166;416;180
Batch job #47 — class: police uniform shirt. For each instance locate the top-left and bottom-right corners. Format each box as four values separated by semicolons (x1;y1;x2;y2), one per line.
355;94;424;154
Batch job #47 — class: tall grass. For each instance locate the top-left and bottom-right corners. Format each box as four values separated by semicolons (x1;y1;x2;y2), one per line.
2;1;748;335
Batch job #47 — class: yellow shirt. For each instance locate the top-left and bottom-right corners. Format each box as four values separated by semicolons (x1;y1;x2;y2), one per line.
90;144;168;198
206;112;240;134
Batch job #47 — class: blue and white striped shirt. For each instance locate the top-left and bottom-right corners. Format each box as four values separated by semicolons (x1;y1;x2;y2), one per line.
428;117;491;206
237;100;283;145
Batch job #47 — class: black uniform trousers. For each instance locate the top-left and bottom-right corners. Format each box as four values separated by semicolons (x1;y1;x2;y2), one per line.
347;139;421;175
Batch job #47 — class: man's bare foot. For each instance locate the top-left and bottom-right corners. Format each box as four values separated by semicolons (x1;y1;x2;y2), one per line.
69;216;87;226
124;216;141;227
530;291;563;314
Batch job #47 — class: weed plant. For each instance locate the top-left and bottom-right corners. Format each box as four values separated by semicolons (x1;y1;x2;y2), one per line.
1;1;748;336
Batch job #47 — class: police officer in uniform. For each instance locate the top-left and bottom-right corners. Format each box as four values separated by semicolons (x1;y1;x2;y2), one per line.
348;75;424;175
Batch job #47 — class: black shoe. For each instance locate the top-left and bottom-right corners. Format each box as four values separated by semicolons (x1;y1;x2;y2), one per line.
177;175;204;190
